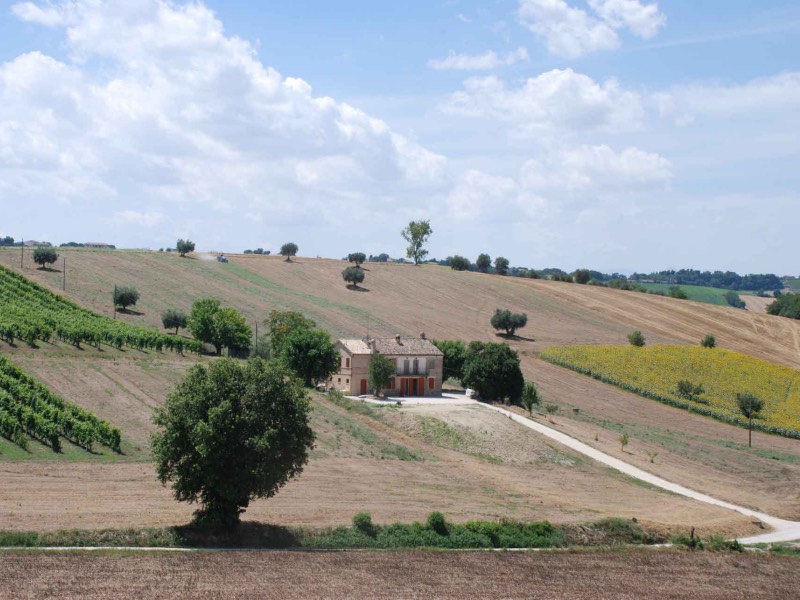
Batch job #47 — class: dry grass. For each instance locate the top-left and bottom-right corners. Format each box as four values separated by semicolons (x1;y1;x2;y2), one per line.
1;549;799;599
1;248;799;530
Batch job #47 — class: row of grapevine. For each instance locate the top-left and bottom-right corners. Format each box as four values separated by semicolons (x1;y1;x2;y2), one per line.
0;264;202;354
0;353;122;453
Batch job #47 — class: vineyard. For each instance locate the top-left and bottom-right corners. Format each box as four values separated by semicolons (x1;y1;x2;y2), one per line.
0;353;121;453
540;345;800;439
0;264;201;354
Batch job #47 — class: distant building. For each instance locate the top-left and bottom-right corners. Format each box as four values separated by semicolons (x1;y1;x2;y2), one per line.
328;334;444;397
84;242;114;249
22;240;51;247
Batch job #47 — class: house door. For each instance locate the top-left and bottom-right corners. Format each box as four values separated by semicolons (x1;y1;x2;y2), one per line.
360;379;367;395
411;378;418;396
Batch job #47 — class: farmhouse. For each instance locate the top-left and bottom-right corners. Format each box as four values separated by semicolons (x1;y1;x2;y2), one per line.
329;334;444;397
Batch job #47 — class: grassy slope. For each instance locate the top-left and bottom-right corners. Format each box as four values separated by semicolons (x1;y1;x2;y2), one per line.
2;248;800;525
637;283;746;306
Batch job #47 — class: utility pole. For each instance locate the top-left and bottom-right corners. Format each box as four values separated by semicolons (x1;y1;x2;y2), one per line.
63;256;66;291
254;321;258;355
113;285;117;319
20;238;23;268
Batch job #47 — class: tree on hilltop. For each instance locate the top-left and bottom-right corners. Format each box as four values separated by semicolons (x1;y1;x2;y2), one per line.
280;243;298;262
401;220;433;265
176;239;195;257
152;358;314;526
347;252;366;266
449;255;470;271
476;254;491;273
494;257;509;276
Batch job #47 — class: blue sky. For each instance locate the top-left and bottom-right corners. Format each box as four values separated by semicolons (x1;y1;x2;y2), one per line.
0;0;798;274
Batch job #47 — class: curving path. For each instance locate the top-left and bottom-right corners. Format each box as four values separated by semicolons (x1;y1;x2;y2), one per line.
384;394;800;544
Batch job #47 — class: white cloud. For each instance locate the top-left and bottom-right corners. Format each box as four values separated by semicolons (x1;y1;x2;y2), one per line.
517;0;665;58
447;170;517;219
114;210;165;227
427;47;529;71
441;68;644;136
2;0;447;231
519;145;671;193
456;13;472;24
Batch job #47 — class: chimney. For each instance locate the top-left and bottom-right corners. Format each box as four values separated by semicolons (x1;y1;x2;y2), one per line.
395;334;402;345
420;332;426;340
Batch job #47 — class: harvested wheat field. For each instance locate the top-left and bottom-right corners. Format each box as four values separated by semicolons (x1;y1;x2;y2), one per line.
1;248;799;531
1;549;799;600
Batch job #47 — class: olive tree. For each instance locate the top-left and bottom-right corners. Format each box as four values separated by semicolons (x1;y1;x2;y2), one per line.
113;286;140;312
401;220;433;265
161;308;188;335
347;252;366;266
176;239;195;257
342;266;365;288
280;243;298;262
33;247;58;269
490;308;528;336
152;358;314;526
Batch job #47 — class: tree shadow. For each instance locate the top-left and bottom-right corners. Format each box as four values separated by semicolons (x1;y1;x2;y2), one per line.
494;332;535;342
172;521;302;548
118;308;146;316
38;267;62;273
346;284;370;292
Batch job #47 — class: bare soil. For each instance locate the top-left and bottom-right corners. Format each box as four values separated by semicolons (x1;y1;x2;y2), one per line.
1;549;798;600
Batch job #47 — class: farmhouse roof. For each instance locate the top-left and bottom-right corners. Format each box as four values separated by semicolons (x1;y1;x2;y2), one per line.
339;337;443;357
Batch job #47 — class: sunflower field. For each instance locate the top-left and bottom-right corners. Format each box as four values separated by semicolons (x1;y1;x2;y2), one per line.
540;345;800;439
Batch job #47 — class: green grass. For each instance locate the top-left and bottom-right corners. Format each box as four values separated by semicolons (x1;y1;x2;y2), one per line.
784;279;800;291
637;283;753;306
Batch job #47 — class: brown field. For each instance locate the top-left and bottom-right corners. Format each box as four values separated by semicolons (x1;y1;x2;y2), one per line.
1;248;799;532
2;549;799;599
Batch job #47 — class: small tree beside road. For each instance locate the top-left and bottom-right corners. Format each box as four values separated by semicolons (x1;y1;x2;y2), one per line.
521;381;541;417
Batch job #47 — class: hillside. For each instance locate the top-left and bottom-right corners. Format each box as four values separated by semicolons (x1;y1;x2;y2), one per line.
2;247;800;532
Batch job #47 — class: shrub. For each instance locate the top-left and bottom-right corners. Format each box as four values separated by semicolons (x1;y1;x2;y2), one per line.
521;381;541;416
627;330;646;347
352;512;377;537
700;334;716;348
573;269;591;284
676;380;705;402
431;340;466;382
668;286;688;299
724;290;746;309
767;293;800;319
426;512;448;535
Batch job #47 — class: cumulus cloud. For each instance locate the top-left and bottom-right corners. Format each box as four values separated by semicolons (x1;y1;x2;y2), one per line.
427;48;529;71
2;0;447;234
441;68;644;136
518;0;665;58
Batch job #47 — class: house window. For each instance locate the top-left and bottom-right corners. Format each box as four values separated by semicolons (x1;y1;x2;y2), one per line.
413;358;419;375
403;359;409;374
346;379;349;384
429;377;435;389
338;378;341;383
346;357;350;368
